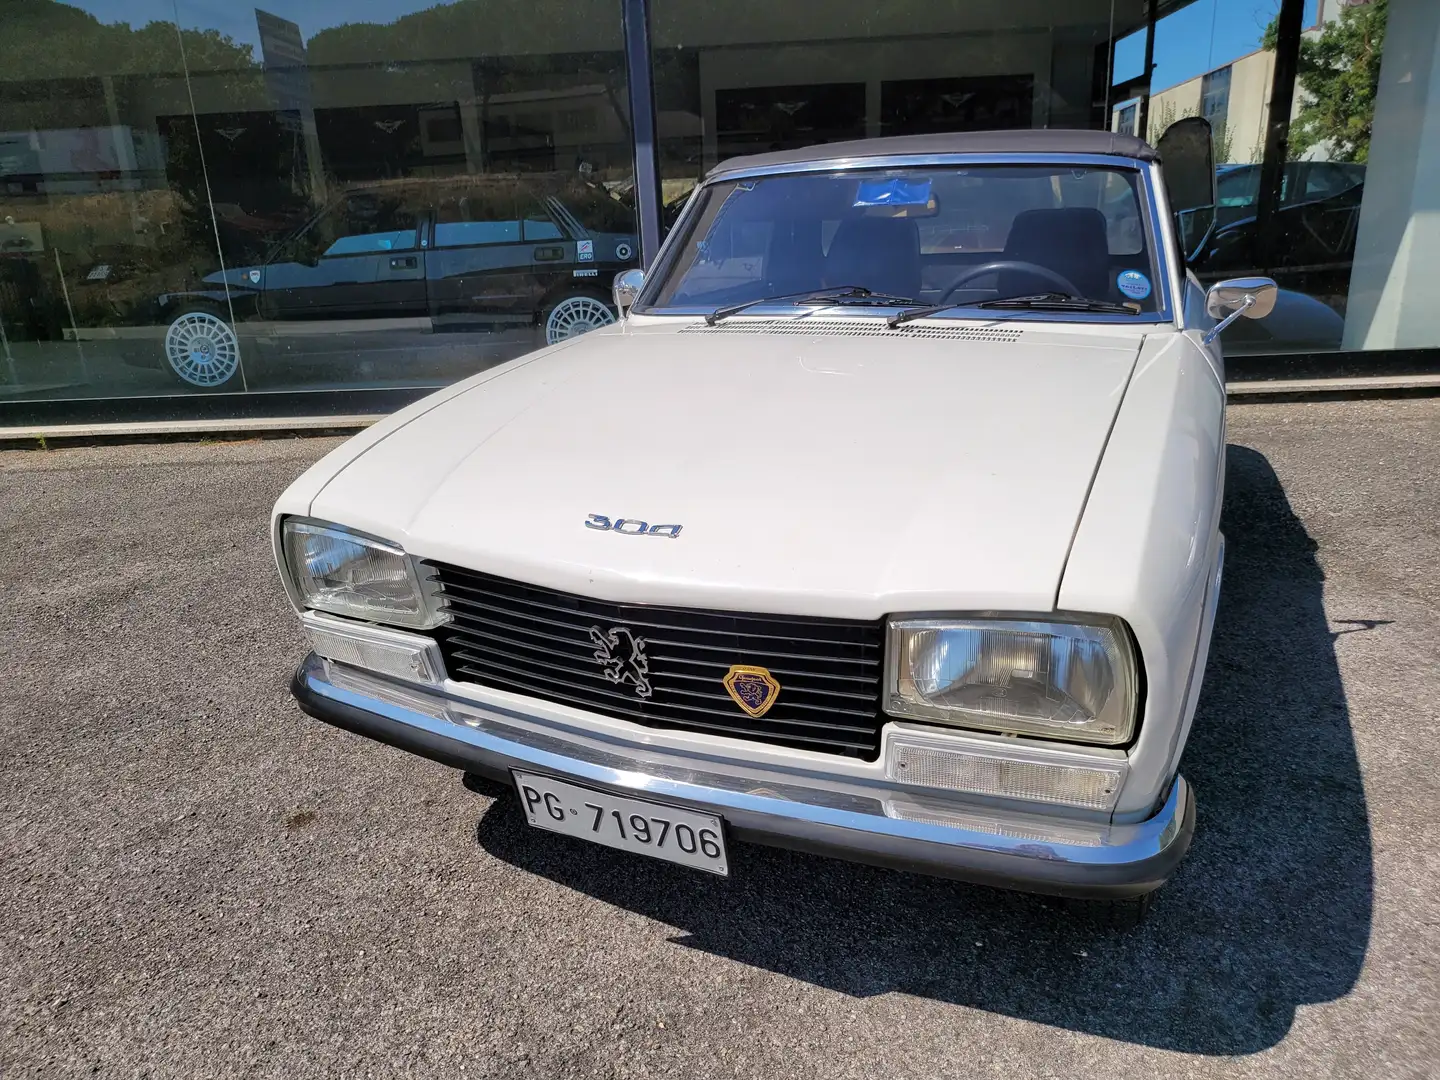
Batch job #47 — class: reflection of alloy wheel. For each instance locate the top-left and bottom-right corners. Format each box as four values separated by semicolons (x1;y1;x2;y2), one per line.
544;293;616;345
164;309;241;388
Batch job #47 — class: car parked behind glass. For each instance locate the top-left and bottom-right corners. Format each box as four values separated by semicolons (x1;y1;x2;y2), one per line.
128;174;638;389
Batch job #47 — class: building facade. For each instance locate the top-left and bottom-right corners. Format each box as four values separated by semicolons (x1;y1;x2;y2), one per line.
0;0;1432;422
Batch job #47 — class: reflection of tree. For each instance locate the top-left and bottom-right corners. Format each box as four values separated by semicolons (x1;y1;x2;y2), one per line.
1;0;259;80
1264;0;1388;163
1149;100;1236;164
0;2;264;329
306;0;631;174
305;0;622;64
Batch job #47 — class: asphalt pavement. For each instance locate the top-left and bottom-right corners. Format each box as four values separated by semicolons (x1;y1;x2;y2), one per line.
1;398;1437;1078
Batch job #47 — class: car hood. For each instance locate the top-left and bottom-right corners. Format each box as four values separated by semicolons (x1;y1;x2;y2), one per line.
309;323;1143;618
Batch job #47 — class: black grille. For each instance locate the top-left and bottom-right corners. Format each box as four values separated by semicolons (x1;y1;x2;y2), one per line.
431;563;886;759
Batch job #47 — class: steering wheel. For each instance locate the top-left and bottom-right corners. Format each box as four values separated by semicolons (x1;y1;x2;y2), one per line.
939;260;1084;304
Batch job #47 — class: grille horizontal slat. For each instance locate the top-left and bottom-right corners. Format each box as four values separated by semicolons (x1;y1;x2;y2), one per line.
452;666;879;752
445;621;875;696
448;645;876;721
432;564;886;758
449;636;875;717
442;583;878;650
449;655;880;738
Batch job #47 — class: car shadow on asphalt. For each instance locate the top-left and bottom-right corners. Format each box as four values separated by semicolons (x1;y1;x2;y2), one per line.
470;443;1372;1055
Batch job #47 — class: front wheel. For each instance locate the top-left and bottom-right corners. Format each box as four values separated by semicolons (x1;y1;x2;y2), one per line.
163;308;242;389
544;292;616;345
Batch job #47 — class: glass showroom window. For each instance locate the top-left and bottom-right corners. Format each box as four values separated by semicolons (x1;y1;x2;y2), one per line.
0;0;636;403
1109;0;1440;358
646;0;1151;233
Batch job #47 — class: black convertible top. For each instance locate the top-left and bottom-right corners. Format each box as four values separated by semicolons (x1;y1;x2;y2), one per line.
709;130;1160;177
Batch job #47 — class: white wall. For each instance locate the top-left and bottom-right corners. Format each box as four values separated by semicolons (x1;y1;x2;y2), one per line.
1342;0;1440;350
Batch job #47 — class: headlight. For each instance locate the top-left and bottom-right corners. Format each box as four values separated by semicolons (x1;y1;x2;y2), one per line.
886;617;1138;746
281;519;444;629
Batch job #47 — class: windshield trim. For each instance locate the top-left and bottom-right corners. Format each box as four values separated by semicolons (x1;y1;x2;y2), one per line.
708;151;1146;182
636;304;1173;327
635;154;1176;327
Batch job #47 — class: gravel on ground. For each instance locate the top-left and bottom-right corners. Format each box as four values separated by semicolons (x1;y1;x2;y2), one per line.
1;398;1437;1078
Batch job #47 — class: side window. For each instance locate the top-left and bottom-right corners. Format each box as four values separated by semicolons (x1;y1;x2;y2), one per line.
1300;163;1364;202
558;185;637;235
1217;167;1259;209
283;192;418;262
435;188;521;248
316;193;418;257
522;203;564;241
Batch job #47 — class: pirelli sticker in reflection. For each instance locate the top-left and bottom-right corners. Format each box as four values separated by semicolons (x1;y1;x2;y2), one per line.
722;665;781;718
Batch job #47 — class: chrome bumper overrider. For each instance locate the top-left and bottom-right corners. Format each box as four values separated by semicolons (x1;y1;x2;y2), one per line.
290;653;1194;898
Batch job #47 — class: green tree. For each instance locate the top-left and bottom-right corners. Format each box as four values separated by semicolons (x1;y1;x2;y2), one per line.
0;0;257;81
1264;0;1388;162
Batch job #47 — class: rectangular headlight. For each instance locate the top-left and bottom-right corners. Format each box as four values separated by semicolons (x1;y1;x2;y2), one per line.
281;519;444;629
886;616;1138;746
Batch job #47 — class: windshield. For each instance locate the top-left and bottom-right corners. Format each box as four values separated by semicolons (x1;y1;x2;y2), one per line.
642;164;1163;317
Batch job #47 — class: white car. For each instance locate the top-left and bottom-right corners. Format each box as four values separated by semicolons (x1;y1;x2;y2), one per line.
273;128;1275;925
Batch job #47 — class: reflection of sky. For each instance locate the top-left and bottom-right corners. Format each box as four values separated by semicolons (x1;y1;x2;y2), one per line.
1113;0;1320;94
65;0;464;54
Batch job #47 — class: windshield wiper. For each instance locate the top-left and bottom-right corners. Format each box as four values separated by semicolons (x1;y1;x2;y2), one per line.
887;292;1138;328
706;286;918;326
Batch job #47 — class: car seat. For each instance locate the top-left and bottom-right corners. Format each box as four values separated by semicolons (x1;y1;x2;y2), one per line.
823;217;922;300
999;208;1111;300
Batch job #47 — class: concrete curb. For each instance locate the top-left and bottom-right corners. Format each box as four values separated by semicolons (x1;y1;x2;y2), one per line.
4;375;1439;448
0;414;380;449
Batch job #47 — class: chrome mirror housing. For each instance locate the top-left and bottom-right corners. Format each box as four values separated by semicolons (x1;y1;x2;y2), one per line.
613;269;646;315
1203;276;1278;345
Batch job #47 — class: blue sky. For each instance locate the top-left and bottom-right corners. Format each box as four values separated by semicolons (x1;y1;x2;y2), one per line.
1113;0;1321;93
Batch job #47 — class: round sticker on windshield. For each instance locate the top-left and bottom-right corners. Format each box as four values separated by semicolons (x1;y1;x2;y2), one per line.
1117;270;1152;300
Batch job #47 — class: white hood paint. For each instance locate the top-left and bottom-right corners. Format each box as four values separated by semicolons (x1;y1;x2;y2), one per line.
308;323;1142;618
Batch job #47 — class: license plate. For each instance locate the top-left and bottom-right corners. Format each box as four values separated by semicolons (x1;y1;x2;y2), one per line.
512;772;728;876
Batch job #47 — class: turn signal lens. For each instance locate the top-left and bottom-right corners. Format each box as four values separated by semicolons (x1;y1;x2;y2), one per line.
885;730;1126;812
302;612;445;685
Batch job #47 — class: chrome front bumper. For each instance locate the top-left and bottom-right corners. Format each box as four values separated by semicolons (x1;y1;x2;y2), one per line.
291;653;1194;899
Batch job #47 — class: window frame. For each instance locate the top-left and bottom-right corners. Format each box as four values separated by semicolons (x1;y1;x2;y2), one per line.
634;152;1178;326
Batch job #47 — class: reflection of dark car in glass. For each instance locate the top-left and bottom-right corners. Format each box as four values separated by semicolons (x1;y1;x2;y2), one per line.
140;175;638;388
1196;161;1364;311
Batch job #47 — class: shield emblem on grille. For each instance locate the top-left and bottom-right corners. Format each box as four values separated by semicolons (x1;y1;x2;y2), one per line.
722;665;781;718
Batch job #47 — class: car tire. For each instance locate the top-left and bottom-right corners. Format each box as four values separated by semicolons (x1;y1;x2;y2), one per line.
162;307;243;389
543;290;617;345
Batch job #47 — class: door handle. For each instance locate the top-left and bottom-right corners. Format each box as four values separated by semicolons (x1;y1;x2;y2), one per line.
533;246;565;262
389;255;419;270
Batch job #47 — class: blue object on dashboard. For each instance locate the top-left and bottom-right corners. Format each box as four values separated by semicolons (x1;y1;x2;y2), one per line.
853;178;932;207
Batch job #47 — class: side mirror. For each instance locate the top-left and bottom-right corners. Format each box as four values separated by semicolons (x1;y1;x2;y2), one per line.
1203;276;1278;345
613;268;645;315
1156;116;1217;264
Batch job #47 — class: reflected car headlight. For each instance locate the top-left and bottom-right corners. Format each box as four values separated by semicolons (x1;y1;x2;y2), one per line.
885;617;1139;746
281;518;445;629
